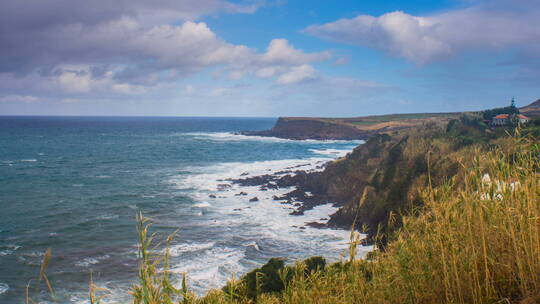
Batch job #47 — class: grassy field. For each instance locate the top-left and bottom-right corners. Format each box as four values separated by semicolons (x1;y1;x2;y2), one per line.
282;112;462;133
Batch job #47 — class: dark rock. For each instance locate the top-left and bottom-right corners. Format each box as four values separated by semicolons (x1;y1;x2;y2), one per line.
209;194;217;198
249;197;259;202
290;210;304;216
217;184;231;191
305;222;326;228
235;192;248;196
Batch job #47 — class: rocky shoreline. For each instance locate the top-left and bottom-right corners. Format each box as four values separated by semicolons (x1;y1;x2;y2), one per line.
202;157;346;230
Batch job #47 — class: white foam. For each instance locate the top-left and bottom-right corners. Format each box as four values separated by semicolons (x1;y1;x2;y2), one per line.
75;254;110;268
20;159;37;162
309;148;352;157
170;246;246;291
193;202;211;208
0;245;20;256
96;214;119;220
174;157;331;194
0;250;12;256
183;132;365;144
169;242;216;256
245;241;261;251
0;283;8;295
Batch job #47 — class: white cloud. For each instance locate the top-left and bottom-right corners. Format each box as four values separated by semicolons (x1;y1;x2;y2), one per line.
58;69;93;93
0;95;39;103
228;38;331;84
304;0;540;64
260;39;331;65
210;87;233;97
183;85;195;95
277;64;316;84
111;83;147;95
333;57;349;66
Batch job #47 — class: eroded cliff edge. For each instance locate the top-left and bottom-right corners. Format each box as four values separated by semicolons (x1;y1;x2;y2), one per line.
241;117;372;140
241;113;461;140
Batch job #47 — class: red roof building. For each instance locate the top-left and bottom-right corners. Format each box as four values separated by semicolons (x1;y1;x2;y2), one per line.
491;114;510;126
491;113;530;126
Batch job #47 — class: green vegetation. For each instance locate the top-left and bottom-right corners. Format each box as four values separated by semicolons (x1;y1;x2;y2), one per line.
481;100;520;120
27;120;539;304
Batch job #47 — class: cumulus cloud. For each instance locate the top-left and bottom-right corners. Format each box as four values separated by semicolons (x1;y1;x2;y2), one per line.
304;0;540;64
277;64;316;84
0;0;262;74
0;0;331;100
260;39;331;66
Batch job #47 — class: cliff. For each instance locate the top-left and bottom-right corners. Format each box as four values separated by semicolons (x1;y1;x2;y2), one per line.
274;115;502;241
241;113;461;140
242;117;372;140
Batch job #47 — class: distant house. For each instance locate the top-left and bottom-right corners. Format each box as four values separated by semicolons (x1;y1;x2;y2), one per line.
490;113;530;126
491;114;510;126
516;114;530;124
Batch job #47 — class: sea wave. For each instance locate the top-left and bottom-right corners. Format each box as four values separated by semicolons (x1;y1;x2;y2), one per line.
96;214;119;220
309;148;353;157
181;132;365;144
193;202;211;208
75;254;110;268
169;242;216;256
0;283;9;295
170;246;246;291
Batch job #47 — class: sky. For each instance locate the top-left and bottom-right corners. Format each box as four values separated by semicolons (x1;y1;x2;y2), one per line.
0;0;539;117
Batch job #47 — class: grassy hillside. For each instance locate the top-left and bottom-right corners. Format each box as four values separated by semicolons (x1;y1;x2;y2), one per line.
521;99;540;118
279;112;461;134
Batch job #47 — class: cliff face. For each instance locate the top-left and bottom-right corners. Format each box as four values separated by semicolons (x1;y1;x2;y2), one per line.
242;118;371;140
288;116;496;240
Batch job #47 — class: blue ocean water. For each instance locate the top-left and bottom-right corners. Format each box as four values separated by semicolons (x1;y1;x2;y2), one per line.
0;116;365;303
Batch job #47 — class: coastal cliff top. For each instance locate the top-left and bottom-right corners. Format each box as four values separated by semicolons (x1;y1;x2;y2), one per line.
278;112;461;132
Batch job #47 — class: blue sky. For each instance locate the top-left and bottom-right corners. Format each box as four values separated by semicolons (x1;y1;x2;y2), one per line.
0;0;538;116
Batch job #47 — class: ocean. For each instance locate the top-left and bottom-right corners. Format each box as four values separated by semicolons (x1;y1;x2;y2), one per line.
0;116;367;303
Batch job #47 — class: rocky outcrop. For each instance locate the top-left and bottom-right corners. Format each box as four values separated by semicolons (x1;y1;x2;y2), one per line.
241;117;372;140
